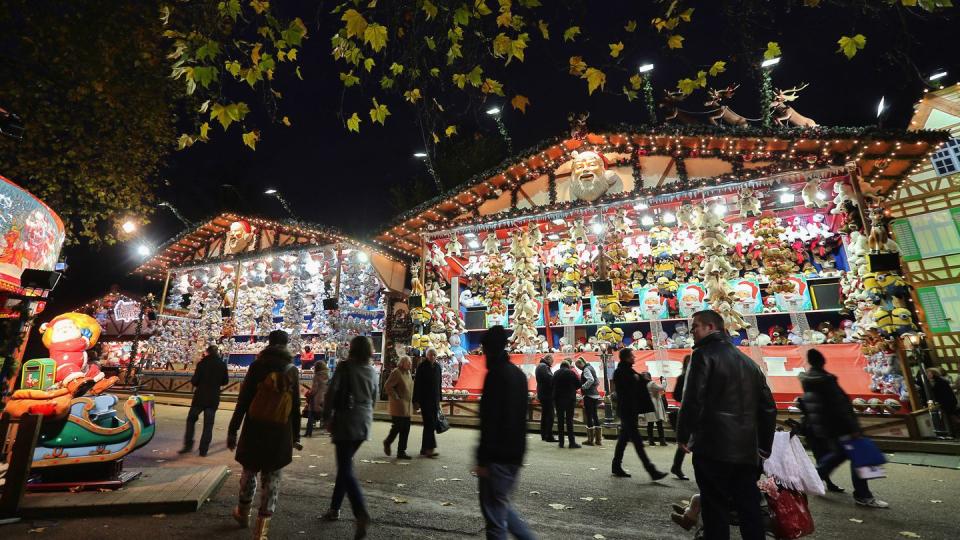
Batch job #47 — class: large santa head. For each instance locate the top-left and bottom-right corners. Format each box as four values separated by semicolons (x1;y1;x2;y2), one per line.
225;220;254;255
568;150;622;202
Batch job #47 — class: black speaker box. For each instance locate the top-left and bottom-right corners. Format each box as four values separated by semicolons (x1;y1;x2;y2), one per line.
465;309;487;330
810;282;841;310
867;253;902;273
408;295;424;308
19;269;61;290
322;298;339;311
591;280;613;296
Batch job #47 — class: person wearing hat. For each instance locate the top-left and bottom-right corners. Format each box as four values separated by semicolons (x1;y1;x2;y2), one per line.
474;325;533;539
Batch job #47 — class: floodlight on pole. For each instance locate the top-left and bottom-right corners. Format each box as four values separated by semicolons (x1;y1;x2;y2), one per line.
264;188;277;195
136;244;152;257
486;107;501;116
761;57;780;68
877;96;886;118
158;201;193;228
121;220;137;234
413;152;428;158
356;251;370;263
264;188;297;219
638;63;654;73
486;106;512;153
929;70;948;82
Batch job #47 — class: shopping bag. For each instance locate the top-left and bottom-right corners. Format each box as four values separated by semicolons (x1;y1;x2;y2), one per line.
842;437;886;467
764;483;815;539
435;410;451;434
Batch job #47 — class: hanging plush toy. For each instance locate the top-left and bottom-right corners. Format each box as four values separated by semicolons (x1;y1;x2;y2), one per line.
737;187;762;218
831;180;857;215
768;325;789;346
483;232;500;255
445;234;462;258
801;177;828;208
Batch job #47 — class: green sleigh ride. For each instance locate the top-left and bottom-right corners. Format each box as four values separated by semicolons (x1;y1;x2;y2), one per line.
12;357;156;471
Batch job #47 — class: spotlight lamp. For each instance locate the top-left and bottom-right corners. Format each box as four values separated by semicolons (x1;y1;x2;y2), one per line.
761;57;781;68
121;220;137;234
136;244;152;257
486;107;501;116
638;63;654;73
591;222;604;234
264;188;278;195
640;215;654;227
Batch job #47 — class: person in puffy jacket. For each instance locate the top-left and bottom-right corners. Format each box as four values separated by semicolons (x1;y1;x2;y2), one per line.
575;357;602;446
800;348;889;509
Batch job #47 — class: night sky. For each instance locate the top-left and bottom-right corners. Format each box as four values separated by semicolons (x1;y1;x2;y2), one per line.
45;2;958;314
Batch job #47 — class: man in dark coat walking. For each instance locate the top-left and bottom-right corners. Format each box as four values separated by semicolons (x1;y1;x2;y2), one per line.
413;347;442;457
179;344;229;456
800;348;889;508
611;348;666;480
535;355;556;442
677;310;777;540
475;326;534;540
552;360;581;449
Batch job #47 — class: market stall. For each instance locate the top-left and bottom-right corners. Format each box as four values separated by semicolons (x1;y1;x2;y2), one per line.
372;124;948;436
74;290;156;373
0;174;66;408
132;213;407;392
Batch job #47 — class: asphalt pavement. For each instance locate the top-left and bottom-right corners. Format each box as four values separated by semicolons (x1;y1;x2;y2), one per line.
3;403;958;539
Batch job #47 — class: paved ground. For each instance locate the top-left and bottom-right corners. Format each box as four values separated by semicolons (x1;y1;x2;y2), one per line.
3;402;959;539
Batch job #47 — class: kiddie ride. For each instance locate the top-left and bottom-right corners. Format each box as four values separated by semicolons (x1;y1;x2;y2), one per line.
4;312;156;489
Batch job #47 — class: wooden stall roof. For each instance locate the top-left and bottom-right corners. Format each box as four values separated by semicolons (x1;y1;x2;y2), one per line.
133;212;406;281
373;126;949;257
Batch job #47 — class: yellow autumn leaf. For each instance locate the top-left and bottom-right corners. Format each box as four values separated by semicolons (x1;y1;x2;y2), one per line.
609;42;624;58
287;48;298;61
422;0;438;20
251;43;262;65
764;41;781;60
667;35;684;49
679;7;694;22
708;61;726;76
538;20;549;39
369;98;391;125
677;78;697;95
364;58;375;72
511;94;530;113
432;132;440;143
342;9;368;38
346;112;361;132
837;34;866;59
445;125;458;137
563;26;581;42
583;67;606;95
569;56;587;76
364;23;388;52
481;78;504;96
199;122;210;140
242;130;259;150
624;20;637;32
629;73;643;90
404;88;422;103
282;116;291;126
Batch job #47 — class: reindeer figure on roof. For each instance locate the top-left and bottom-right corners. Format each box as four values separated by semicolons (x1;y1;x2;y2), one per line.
705;84;748;127
658;89;697;124
771;84;817;127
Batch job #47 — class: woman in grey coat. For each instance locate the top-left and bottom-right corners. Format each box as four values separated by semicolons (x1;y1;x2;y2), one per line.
321;336;378;539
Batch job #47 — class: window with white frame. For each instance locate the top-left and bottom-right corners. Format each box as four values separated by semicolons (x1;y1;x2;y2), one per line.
930;138;960;176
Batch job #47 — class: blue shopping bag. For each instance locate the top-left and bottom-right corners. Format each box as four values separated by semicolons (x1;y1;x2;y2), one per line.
842;437;887;479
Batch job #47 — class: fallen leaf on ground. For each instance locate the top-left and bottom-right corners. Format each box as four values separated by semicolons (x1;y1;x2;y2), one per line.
442;465;449;469
441;502;453;506
293;455;302;458
849;518;863;523
599;497;609;501
580;497;594;501
392;497;408;504
396;483;406;487
434;478;447;482
155;460;166;463
319;473;329;477
529;490;540;495
360;459;371;463
589;467;597;471
899;533;921;538
27;528;46;533
931;500;942;503
365;480;373;484
548;503;572;510
594;535;606;540
450;478;463;481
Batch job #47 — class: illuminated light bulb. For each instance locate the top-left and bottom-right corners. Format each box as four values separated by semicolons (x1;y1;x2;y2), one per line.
779;193;795;204
547;234;560;241
121;220;137;234
662;212;676;224
816;191;827;200
713;204;727;216
468;239;480;249
136;245;152;257
591;222;604;234
357;251;370;263
634;202;649;211
640;215;654;227
552;218;566;225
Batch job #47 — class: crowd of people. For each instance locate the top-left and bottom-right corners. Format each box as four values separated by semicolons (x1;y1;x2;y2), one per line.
177;308;947;540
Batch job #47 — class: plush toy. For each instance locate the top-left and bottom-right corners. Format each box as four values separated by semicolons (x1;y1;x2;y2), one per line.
768;325;789;345
805;213;833;239
569;217;589;244
831;180;857;215
430;243;448;267
866;207;899;253
630;330;648;350
483;232;500;255
445;234;462;258
737;187;762;218
526;222;543;246
672;322;694;348
677;203;697;228
40;312;112;395
801;177;828;208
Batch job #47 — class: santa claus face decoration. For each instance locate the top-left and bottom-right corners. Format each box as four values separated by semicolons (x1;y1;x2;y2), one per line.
225;220;255;255
568;151;619;202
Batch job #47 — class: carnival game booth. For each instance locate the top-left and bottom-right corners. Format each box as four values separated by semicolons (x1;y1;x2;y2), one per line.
0;174;65;409
131;212;407;398
74;291;156;377
373;125;948;439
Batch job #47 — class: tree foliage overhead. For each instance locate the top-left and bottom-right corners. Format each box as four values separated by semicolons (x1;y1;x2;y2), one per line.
0;1;177;245
158;0;951;150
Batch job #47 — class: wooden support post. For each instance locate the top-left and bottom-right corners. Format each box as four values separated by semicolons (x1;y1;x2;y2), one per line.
0;413;42;520
230;262;243;326
333;244;344;301
895;339;922;412
158;270;171;316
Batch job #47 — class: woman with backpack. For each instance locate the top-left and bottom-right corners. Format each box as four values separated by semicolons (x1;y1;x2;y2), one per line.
227;330;301;539
321;335;378;539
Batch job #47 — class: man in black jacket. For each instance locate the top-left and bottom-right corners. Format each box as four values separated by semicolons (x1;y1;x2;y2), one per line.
677;310;777;540
611;348;667;480
800;349;889;508
535;355;556;442
413;348;442;457
669;354;690;480
475;326;534;540
552;360;582;449
179;345;229;456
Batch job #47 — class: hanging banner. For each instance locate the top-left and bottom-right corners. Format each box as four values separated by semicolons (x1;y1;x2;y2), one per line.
455;344;881;408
